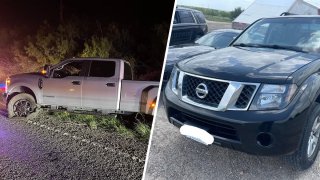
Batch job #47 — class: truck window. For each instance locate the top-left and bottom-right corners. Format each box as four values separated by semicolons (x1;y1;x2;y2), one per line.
178;10;195;23
124;62;133;80
89;61;116;78
52;61;84;78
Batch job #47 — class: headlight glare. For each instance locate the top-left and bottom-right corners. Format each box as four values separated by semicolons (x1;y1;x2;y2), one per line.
168;66;179;95
260;84;286;93
250;84;297;110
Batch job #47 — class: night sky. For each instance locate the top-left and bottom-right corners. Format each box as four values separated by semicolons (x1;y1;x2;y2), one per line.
0;0;174;33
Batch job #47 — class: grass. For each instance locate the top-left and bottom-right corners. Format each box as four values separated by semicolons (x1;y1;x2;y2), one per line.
179;5;232;22
135;122;151;141
54;111;150;140
205;15;231;22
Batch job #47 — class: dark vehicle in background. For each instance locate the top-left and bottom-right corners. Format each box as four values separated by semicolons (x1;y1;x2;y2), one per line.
165;16;320;170
170;7;208;46
163;29;241;87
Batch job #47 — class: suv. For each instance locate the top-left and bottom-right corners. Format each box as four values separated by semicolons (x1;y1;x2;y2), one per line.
164;16;320;170
170;7;208;45
4;58;158;117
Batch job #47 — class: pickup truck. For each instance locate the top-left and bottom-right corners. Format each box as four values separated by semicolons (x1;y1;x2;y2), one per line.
4;58;158;118
164;16;320;170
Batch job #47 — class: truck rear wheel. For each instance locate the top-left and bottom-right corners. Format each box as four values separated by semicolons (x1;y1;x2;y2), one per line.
288;103;320;170
8;93;36;118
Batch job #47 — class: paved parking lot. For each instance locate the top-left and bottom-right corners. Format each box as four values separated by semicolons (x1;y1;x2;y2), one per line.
144;102;320;180
207;20;232;31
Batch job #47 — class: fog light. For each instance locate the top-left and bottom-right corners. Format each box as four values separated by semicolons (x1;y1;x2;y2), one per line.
257;132;273;147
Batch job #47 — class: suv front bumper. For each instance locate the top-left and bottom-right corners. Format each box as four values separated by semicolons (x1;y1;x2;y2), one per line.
164;85;309;156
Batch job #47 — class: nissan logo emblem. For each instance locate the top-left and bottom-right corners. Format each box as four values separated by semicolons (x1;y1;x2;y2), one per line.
195;83;208;99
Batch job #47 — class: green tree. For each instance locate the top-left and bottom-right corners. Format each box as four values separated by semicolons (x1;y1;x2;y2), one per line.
25;21;79;65
80;35;111;58
230;7;244;20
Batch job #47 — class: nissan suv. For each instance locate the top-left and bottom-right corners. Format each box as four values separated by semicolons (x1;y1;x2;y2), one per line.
164;16;320;170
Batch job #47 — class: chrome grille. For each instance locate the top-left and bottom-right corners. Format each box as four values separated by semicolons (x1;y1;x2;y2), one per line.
178;71;259;111
235;85;256;108
182;74;229;107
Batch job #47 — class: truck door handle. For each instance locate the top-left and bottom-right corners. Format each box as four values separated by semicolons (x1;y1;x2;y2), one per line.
72;81;81;85
106;82;115;87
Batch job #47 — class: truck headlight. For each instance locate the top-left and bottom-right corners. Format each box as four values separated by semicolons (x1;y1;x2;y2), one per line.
168;66;180;95
250;84;297;110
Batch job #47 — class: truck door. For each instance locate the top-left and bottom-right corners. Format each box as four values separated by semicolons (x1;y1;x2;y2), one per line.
82;60;120;111
42;60;87;108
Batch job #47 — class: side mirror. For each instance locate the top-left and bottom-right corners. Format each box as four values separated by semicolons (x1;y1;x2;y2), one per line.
42;64;51;77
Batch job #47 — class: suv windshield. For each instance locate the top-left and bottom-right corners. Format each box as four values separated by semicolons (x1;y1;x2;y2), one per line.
233;17;320;53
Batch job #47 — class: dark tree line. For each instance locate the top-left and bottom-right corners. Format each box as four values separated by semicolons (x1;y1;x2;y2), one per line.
0;16;169;81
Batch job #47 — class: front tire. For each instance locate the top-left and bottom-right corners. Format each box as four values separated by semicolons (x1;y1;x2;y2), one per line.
289;103;320;170
7;93;36;118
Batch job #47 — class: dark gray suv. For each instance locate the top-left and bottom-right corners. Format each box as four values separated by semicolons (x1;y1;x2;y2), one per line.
170;7;208;45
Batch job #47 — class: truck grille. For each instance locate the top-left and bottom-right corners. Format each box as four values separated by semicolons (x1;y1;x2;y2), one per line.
170;30;193;45
235;85;256;108
182;74;229;107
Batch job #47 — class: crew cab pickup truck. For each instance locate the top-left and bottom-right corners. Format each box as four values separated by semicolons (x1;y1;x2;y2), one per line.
4;58;158;118
164;16;320;170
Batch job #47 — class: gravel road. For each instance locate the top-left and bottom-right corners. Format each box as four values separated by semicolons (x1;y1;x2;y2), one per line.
144;102;320;180
0;107;146;179
207;20;232;31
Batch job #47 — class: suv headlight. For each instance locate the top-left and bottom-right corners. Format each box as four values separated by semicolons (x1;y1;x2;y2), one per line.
250;84;297;110
168;66;180;95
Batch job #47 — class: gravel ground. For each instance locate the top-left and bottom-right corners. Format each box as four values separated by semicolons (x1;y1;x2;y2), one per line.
0;108;147;179
144;102;320;180
207;20;232;31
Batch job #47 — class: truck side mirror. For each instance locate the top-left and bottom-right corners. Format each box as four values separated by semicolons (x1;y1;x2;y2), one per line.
42;64;51;78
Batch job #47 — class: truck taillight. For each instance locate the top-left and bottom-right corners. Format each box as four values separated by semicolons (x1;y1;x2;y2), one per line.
5;78;10;92
150;102;156;108
41;69;47;75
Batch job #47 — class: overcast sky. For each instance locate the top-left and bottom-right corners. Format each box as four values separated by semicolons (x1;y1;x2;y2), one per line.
177;0;320;11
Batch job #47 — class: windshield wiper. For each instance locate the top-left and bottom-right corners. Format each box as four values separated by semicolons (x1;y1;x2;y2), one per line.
232;43;259;47
233;43;307;53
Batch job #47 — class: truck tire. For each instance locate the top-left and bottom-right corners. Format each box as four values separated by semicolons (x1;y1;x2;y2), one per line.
288;103;320;170
7;93;36;118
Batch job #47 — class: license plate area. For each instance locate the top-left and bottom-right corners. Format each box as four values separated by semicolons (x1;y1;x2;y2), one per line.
180;124;214;145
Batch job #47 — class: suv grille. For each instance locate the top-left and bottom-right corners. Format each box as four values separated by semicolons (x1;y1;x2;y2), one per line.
182;74;229;107
235;85;256;108
179;72;259;110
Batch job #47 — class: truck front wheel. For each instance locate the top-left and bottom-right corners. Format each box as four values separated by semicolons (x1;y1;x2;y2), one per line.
7;93;36;118
289;103;320;170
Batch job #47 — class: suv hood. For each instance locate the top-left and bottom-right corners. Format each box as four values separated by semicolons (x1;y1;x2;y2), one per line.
167;45;215;65
178;47;320;84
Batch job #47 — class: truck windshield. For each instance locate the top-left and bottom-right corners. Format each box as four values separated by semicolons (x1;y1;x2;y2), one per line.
233;17;320;53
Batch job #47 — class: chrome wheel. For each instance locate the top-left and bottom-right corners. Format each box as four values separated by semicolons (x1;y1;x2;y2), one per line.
13;99;33;117
307;116;320;157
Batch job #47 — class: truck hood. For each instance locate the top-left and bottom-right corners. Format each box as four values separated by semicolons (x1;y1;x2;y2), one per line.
10;72;44;79
178;47;320;84
167;45;215;65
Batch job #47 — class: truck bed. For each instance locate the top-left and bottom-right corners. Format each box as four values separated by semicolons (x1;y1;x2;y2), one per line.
120;80;159;114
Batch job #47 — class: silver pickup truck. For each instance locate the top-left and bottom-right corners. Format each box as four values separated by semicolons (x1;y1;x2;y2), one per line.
4;58;159;118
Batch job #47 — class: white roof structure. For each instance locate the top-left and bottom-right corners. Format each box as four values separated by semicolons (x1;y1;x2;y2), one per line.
233;0;320;28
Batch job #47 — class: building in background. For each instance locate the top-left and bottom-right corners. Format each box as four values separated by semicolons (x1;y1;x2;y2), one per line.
232;0;320;29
